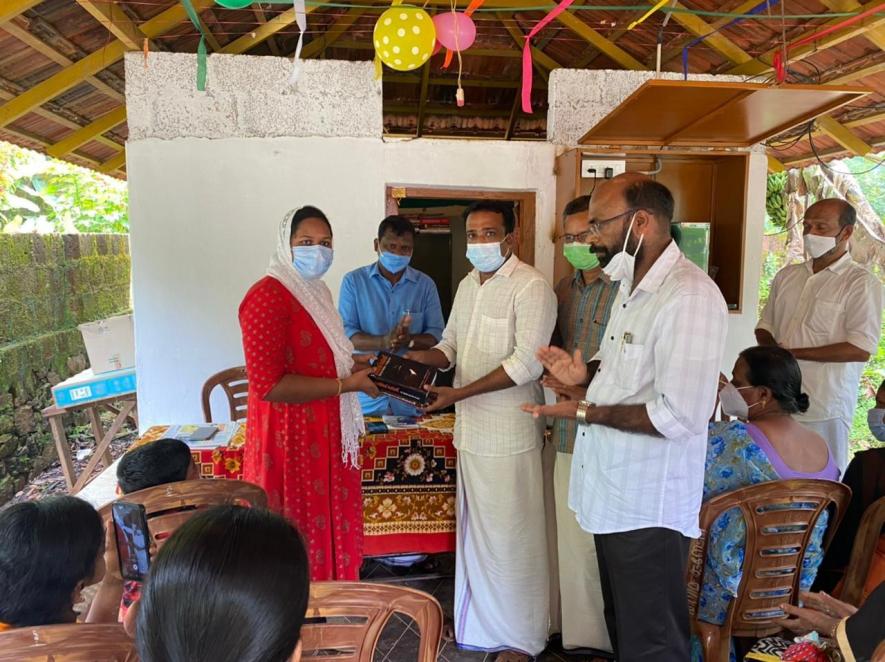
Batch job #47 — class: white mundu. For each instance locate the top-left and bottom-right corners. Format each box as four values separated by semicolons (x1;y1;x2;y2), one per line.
757;253;884;472
435;255;558;656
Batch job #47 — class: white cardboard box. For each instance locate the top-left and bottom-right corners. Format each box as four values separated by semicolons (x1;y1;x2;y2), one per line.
78;313;135;374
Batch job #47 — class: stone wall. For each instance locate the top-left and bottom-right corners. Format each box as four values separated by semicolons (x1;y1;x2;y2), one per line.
0;234;130;503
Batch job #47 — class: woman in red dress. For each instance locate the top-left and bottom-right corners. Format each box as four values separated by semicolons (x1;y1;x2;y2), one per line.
239;206;379;580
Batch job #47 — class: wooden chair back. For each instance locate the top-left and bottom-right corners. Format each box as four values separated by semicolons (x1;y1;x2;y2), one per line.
0;623;136;662
301;582;443;662
687;479;851;662
839;496;885;606
201;366;248;423
99;479;267;555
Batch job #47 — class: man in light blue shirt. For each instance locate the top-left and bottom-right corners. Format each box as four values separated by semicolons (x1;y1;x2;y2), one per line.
339;215;445;416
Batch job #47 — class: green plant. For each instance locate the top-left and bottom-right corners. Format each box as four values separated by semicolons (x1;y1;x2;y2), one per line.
0;142;128;233
766;172;788;231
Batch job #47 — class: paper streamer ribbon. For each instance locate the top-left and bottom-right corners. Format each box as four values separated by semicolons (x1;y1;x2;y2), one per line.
521;0;574;113
289;0;307;85
441;0;484;70
181;0;208;91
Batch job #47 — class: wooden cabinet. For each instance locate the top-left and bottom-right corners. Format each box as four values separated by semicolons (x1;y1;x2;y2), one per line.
553;148;749;312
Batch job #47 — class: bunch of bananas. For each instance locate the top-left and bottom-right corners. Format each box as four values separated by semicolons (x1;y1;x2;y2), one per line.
766;172;788;230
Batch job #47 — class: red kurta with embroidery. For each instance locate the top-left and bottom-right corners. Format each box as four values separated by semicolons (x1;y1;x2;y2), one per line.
239;276;363;580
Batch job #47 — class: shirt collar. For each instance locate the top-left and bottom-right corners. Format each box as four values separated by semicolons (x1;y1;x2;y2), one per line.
470;253;520;282
572;269;610;289
804;251;852;275
370;261;418;283
633;240;682;295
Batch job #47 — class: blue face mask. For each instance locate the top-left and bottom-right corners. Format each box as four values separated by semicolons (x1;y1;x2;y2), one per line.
292;245;333;280
379;251;411;274
466;240;508;273
868;408;885;442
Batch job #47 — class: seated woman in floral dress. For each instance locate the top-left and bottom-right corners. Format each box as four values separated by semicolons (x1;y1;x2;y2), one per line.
692;346;840;661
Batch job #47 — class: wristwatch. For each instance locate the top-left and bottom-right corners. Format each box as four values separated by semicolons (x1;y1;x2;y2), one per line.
576;400;594;425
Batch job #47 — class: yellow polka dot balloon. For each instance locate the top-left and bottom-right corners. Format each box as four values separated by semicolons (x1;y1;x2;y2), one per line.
373;5;436;71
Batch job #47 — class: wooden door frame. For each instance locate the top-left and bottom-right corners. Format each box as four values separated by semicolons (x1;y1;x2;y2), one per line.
385;186;536;266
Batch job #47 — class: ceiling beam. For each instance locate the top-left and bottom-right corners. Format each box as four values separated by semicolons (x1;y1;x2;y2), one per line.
196;8;223;52
302;8;369;59
767;156;786;172
220;5;321;55
253;6;281;56
46;106;126;158
331;40;523;58
0;0;214;129
815;114;873;155
826;59;885;84
818;0;885;51
74;0;144;50
499;14;561;75
555;10;645;70
780;137;885;167
97;151;126;175
505;90;520;140
386;74;547;89
728;10;885;76
0;0;42;27
3;20;123;102
668;0;754;66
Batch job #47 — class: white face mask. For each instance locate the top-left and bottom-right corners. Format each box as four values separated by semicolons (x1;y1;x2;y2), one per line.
466;240;508;273
804;232;838;259
719;383;760;420
868;408;885;442
602;212;644;284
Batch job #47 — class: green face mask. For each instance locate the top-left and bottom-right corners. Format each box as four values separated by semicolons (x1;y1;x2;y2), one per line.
563;242;599;270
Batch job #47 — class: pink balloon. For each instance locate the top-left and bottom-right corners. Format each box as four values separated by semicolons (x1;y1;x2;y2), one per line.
432;40;442;56
432;12;476;52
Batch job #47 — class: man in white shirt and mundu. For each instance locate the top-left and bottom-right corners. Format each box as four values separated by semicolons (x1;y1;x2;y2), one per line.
524;174;728;661
756;198;884;473
408;200;557;661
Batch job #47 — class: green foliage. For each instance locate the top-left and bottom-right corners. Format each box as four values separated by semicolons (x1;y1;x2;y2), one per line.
0;142;128;234
842;153;885;220
766;172;788;230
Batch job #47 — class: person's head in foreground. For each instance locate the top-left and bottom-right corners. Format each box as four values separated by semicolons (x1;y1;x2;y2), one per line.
719;345;809;420
288;205;334;281
116;438;198;495
868;379;885;442
802;198;855;261
136;505;310;662
0;496;104;628
463;200;516;273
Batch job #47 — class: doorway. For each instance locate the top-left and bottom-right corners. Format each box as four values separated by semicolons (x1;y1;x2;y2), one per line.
385;186;537;320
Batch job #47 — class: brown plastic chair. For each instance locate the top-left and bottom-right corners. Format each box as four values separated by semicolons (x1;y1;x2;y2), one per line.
201;366;248;423
839;496;885;607
687;479;851;662
98;479;267;556
301;582;443;662
0;623;136;662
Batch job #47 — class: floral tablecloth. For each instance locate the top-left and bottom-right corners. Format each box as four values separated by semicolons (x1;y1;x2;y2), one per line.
131;415;457;556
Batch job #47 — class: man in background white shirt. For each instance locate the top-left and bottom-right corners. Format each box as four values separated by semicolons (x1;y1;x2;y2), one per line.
756;199;884;473
524;174;728;661
408;200;557;661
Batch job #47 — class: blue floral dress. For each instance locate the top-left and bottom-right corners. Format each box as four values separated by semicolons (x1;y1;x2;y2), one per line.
690;421;839;662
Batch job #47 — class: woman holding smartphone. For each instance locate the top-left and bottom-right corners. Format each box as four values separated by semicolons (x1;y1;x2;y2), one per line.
239;206;379;580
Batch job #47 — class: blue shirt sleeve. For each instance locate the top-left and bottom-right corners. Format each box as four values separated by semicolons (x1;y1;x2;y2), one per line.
421;277;445;341
338;273;361;339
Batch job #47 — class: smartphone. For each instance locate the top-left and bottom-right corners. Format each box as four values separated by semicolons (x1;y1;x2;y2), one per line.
183;426;217;442
111;501;151;582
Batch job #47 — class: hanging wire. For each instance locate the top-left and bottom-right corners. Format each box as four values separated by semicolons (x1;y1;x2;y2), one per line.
808;123;885;176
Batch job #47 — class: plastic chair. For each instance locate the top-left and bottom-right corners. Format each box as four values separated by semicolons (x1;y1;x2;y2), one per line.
201;366;248;423
301;582;443;662
0;623;136;662
839;496;885;607
98;479;267;556
687;479;851;662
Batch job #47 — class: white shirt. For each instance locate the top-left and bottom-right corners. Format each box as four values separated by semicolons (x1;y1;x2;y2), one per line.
435;255;557;456
757;254;884;424
569;242;728;538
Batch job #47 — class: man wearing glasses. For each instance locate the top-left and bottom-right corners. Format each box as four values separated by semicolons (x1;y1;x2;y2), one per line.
524;174;728;661
546;195;618;655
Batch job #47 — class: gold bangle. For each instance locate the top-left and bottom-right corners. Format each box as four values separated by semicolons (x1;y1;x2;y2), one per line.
336;379;343;397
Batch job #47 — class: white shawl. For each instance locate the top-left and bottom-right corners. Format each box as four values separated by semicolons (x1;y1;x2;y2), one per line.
266;209;364;468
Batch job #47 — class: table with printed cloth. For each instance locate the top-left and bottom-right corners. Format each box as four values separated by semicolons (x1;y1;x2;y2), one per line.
131;415;457;557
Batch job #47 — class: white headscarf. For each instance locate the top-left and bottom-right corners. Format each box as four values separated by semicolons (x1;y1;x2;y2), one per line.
266;208;364;468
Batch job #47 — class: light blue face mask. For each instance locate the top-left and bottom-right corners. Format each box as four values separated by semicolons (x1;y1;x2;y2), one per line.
466;240;508;273
868;408;885;442
292;245;333;280
379;250;411;274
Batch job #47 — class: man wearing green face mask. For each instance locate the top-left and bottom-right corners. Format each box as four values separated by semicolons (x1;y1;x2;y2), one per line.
546;195;619;654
